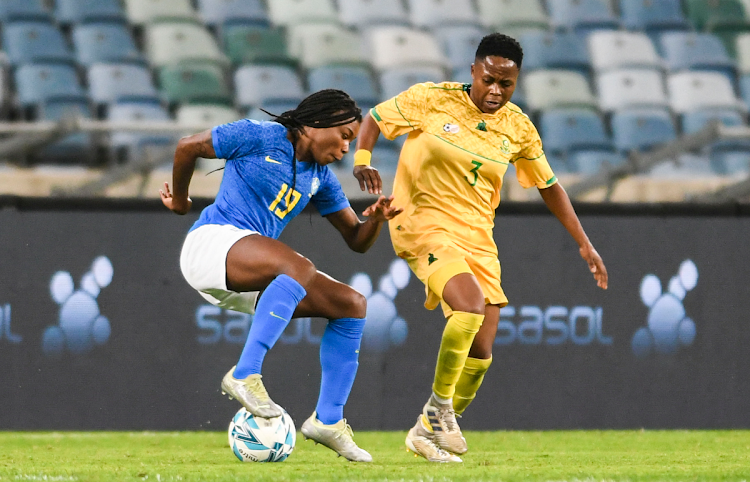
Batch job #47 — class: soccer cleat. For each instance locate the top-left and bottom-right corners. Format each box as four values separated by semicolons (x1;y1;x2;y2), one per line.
300;412;373;462
405;417;462;463
220;366;282;418
422;394;468;455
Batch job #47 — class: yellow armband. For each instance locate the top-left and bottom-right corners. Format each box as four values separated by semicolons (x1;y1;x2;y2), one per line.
353;149;372;167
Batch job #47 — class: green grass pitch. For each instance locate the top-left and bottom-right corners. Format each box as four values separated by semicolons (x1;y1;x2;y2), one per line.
1;431;748;481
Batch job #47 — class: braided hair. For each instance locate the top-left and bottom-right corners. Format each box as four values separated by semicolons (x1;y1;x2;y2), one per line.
262;89;362;193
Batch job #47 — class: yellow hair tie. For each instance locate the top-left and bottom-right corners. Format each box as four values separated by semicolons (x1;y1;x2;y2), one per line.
353;149;372;167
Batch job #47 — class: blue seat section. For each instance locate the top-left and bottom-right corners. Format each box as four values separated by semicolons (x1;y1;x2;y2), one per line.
234;65;305;108
37;98;95;164
740;74;750;106
196;0;269;26
72;24;143;67
543;153;573;174
539;108;612;155
15;64;87;109
546;0;620;33
439;25;489;82
712;150;750;175
3;21;76;65
611;108;677;153
87;64;160;107
108;102;175;164
0;0;50;22
658;32;737;79
379;67;446;100
681;109;745;134
307;66;379;107
619;0;691;35
56;0;126;24
572;150;626;174
519;31;591;75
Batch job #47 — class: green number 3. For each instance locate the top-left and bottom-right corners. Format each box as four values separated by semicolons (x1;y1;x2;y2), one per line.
464;160;483;187
268;183;302;219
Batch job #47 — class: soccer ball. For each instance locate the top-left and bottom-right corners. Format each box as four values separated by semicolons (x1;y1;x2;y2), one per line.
228;408;296;462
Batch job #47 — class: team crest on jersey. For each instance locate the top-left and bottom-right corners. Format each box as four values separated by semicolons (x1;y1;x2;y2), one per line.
311;177;320;196
500;138;511;154
443;123;460;134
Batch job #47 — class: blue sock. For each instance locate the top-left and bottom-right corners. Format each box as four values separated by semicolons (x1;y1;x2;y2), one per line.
315;317;366;425
233;274;306;379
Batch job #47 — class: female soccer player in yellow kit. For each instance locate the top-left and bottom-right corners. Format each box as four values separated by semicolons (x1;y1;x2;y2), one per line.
353;34;608;462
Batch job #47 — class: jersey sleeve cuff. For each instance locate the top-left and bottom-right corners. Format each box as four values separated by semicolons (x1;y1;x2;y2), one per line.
211;125;224;159
318;200;351;217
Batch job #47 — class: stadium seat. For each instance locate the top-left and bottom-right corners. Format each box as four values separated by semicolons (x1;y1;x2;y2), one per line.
36;98;96;165
338;0;409;28
519;31;590;75
176;104;243;125
647;154;717;178
407;0;479;28
439;25;490;81
123;0;196;25
475;0;549;31
587;31;662;72
571;150;626;174
522;70;598;111
542;153;573;174
741;74;750;105
158;63;232;106
286;24;366;69
222;25;294;66
597;69;669;112
366;26;448;71
308;66;379;106
56;0;126;24
108;101;176;164
247;99;302;121
611;108;677;153
196;0;268;27
683;0;749;30
659;32;738;80
619;0;691;36
546;0;620;33
234;65;305;108
265;0;338;26
379;67;446;100
14;64;87;111
735;33;750;73
667;72;744;114
681;109;750;169
87;63;160;107
72;24;143;67
539;108;613;155
144;22;228;68
0;0;50;22
3;21;76;66
713;150;750;174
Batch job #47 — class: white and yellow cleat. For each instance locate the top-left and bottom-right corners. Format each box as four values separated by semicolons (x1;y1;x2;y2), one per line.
300;413;373;462
220;366;282;418
422;394;468;455
405;416;462;463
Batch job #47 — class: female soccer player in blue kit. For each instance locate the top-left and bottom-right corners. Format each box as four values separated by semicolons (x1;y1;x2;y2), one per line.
161;90;402;462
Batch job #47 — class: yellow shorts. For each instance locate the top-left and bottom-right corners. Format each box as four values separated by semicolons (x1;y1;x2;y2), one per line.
400;240;508;318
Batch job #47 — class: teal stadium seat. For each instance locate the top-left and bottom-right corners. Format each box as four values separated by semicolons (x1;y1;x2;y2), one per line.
196;0;268;27
684;0;750;58
337;0;409;28
72;24;144;67
158;63;233;105
522;70;598;111
265;0;338;26
222;25;294;66
407;0;479;28
56;0;126;24
145;21;228;68
596;69;669;112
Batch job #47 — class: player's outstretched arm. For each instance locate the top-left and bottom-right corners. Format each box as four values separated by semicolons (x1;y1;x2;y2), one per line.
538;183;608;290
353;114;384;195
160;129;216;215
325;196;403;253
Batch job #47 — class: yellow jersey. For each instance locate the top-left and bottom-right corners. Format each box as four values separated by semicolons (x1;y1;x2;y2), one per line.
371;81;557;257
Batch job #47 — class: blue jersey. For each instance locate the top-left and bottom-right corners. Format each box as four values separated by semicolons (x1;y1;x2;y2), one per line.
190;119;350;238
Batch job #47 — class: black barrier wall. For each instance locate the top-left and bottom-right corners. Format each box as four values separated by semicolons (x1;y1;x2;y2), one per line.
1;197;749;430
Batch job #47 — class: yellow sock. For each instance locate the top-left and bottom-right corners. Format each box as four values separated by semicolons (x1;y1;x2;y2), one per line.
453;356;492;415
432;311;484;400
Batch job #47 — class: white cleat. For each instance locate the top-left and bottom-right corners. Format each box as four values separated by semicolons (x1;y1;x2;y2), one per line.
422;394;468;455
405;417;462;463
220;366;282;418
300;412;373;462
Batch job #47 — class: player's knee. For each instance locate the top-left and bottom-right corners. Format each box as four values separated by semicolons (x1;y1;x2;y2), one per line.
282;256;317;287
345;289;367;319
450;297;486;316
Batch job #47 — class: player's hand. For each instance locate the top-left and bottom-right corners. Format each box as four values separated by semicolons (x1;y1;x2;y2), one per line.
353;165;382;195
160;181;192;215
580;243;608;290
362;195;403;222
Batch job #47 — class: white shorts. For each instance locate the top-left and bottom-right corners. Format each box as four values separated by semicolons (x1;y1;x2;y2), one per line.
180;224;260;314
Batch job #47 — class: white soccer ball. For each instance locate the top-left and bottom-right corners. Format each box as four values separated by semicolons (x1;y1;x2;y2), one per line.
228;408;296;462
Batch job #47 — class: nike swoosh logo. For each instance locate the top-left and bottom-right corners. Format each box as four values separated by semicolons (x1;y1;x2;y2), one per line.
265;156;281;164
269;312;286;321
